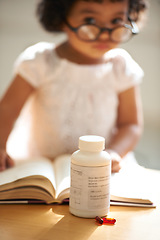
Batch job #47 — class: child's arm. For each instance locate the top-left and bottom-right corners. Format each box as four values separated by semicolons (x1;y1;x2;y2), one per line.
0;74;35;171
107;85;143;172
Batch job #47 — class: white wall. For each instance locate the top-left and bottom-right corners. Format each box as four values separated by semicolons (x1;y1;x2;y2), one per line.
0;0;66;96
124;0;160;125
0;0;160;168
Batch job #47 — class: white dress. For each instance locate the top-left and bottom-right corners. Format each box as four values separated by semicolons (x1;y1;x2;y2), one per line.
7;42;144;159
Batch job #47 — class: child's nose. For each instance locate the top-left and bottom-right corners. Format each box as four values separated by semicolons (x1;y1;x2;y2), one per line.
99;31;110;41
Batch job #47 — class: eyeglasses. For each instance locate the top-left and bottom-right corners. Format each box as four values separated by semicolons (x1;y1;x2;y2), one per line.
66;19;139;43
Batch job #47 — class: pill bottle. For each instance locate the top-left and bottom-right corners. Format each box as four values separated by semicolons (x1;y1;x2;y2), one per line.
69;135;111;218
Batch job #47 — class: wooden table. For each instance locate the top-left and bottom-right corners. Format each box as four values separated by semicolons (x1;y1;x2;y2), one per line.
0;169;160;240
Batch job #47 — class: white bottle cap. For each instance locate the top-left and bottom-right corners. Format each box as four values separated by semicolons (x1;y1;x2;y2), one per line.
79;135;105;152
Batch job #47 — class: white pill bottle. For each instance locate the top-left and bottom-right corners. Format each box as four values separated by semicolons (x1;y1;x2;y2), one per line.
69;135;111;218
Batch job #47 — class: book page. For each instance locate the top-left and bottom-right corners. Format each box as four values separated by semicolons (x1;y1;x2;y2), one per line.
110;156;155;203
53;154;71;199
0;158;56;196
0;186;54;203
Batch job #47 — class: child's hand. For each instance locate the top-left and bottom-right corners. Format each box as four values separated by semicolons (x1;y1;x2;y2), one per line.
0;149;15;171
107;150;122;173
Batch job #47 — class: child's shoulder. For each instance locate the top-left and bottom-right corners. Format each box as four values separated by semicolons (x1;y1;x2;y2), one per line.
105;48;144;88
105;48;138;72
20;42;56;60
105;48;132;62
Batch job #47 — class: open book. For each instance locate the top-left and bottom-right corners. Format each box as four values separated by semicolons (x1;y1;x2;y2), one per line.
0;154;156;207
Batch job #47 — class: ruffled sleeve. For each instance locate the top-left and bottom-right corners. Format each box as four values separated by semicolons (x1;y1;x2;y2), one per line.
107;48;144;93
13;42;55;88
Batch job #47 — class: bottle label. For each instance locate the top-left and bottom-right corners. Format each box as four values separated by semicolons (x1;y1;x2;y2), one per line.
70;163;110;211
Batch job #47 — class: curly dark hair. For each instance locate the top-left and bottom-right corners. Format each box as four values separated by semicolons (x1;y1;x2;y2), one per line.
36;0;148;32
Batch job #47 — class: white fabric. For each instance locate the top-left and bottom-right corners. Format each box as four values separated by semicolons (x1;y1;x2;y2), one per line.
7;42;144;159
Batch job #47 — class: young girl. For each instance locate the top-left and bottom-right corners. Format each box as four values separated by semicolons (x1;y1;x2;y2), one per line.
0;0;147;172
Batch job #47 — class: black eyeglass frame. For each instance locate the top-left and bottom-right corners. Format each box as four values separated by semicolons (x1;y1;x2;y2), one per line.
65;18;139;43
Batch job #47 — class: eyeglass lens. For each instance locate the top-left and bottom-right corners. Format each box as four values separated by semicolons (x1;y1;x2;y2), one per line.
77;25;132;42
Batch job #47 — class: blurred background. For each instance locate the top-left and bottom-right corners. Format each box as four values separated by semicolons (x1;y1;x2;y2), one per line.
0;0;160;169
